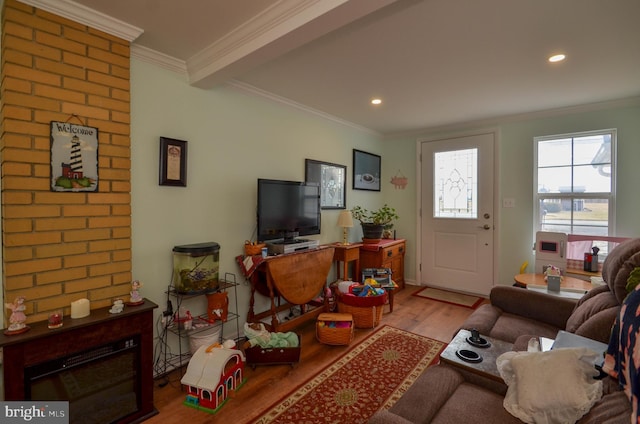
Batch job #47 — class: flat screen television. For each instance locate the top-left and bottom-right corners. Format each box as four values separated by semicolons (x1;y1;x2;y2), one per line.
257;178;321;243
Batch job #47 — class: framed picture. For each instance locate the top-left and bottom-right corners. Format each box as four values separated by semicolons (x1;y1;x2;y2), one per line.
159;137;187;187
50;121;99;192
353;149;381;191
305;159;346;209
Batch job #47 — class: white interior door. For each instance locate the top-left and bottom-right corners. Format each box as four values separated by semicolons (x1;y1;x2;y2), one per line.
420;133;495;295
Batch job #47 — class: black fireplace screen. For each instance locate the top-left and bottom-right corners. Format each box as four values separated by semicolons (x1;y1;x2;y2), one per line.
25;337;140;424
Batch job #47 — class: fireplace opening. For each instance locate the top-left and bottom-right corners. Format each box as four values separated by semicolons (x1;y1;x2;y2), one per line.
25;336;141;424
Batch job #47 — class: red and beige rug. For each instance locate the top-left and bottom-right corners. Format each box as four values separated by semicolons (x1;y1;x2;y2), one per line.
254;325;445;424
413;286;484;309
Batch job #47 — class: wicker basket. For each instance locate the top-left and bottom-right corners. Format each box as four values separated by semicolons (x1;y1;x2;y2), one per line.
244;243;266;256
337;292;387;328
316;313;354;345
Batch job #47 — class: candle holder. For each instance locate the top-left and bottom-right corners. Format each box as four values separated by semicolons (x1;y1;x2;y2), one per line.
48;310;63;329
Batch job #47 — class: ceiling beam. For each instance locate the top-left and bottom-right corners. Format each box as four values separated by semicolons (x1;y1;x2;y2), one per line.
187;0;399;89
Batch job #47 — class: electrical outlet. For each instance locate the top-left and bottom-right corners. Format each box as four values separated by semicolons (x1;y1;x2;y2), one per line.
503;197;516;208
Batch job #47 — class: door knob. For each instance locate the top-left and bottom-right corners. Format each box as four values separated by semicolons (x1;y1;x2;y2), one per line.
479;224;491;230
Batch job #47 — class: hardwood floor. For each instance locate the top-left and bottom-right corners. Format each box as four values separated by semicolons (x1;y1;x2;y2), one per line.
147;284;487;423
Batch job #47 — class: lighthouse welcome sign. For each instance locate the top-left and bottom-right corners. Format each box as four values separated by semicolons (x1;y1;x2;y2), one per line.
50;121;99;192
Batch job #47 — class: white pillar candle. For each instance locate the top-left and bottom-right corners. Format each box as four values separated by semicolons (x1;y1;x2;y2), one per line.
71;298;90;318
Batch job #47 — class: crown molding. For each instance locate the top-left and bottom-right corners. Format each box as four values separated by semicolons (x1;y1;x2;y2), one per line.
131;45;187;77
17;0;143;41
227;79;382;137
386;96;640;139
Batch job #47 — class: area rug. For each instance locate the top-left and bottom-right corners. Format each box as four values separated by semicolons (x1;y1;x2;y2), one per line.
413;286;484;309
254;325;445;424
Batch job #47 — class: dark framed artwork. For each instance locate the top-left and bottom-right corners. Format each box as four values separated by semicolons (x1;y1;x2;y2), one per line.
305;159;346;209
159;137;187;187
50;121;99;192
353;149;381;191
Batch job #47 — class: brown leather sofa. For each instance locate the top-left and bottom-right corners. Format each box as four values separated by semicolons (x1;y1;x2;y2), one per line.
369;238;640;423
462;238;640;349
368;364;631;424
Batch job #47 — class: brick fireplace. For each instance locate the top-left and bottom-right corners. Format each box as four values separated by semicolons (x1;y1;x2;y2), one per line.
1;0;134;323
0;299;158;423
0;2;153;419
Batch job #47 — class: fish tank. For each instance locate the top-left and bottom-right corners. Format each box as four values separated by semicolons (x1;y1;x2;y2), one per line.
172;242;220;294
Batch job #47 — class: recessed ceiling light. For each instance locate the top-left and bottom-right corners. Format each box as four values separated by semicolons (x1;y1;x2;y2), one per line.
548;54;566;63
371;98;382;105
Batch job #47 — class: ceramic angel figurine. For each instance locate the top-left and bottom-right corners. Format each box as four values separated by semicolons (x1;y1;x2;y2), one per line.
129;280;144;304
109;299;125;314
5;296;28;333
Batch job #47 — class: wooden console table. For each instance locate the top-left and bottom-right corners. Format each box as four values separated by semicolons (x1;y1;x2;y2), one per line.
360;238;405;289
329;242;362;281
247;247;335;332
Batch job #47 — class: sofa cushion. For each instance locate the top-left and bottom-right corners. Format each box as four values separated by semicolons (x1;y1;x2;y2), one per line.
385;365;464;423
497;348;603;424
368;410;412;424
565;291;619;343
374;365;521;424
571;306;620;344
490;286;576;329
481;309;561;343
577;390;631;424
458;303;501;336
576;376;630;423
431;383;521;424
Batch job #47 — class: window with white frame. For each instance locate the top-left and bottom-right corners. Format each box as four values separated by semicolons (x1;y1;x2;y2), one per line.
534;129;616;258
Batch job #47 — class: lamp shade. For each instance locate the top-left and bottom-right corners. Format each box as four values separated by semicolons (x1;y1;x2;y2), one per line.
337;210;354;228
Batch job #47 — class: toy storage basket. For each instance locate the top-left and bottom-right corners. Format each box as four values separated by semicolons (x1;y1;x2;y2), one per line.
316;313;354;345
337;292;387;328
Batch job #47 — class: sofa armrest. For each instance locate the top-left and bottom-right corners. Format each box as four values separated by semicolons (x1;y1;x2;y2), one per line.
440;363;508;395
573;306;620;344
490;286;577;329
576;284;612;306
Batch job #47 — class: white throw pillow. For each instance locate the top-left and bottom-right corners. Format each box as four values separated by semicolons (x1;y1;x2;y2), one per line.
497;347;603;424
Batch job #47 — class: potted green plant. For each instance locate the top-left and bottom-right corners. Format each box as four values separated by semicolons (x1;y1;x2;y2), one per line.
351;204;399;241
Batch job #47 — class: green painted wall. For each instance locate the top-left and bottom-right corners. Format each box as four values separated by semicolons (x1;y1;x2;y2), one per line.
130;58;639;346
130;60;386;338
383;102;640;287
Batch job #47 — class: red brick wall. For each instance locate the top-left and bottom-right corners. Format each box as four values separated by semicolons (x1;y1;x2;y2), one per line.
1;0;132;324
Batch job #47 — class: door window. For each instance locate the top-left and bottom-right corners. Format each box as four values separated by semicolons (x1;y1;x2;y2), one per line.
433;148;478;219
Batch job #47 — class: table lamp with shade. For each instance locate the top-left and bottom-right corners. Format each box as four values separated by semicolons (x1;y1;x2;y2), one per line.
337;210;354;245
